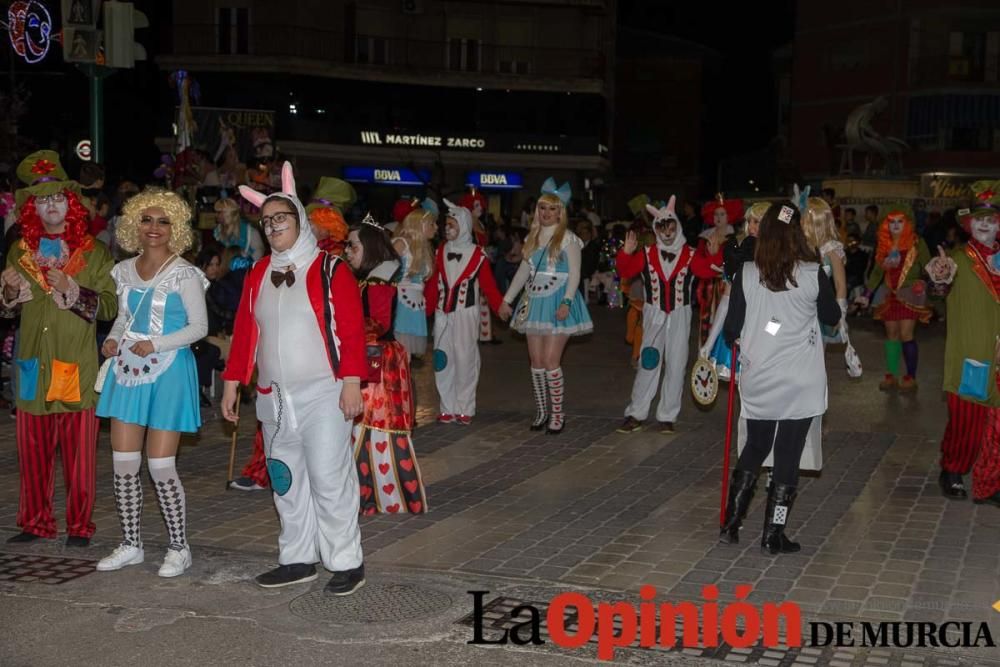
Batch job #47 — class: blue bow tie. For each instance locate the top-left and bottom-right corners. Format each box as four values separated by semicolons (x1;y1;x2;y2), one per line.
39;237;63;259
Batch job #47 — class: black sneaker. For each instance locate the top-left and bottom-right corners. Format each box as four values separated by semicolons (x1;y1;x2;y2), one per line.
658;421;675;434
616;416;643;434
324;564;365;596
255;563;317;588
229;476;266;491
7;531;43;544
65;535;90;547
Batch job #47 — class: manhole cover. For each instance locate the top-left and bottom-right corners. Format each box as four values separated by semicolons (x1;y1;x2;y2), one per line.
289;582;453;623
0;552;95;585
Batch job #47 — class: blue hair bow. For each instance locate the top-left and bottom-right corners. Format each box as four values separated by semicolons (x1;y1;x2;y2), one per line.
229;255;252;272
420;198;439;217
541;177;572;205
791;183;811;211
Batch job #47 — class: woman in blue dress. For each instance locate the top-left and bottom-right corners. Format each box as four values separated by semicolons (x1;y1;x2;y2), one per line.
96;188;208;579
392;199;437;362
213;196;265;261
499;179;592;434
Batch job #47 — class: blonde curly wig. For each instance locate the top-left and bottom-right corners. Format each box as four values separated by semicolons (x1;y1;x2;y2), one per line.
117;188;195;255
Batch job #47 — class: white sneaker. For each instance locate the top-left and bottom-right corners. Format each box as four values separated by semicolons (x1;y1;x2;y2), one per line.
96;544;144;571
158;547;192;578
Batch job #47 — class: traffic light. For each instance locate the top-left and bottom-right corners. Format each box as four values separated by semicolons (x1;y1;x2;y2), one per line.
103;0;148;68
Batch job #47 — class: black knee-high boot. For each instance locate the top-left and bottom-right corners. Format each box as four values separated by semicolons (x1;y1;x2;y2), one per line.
720;469;758;544
761;482;801;554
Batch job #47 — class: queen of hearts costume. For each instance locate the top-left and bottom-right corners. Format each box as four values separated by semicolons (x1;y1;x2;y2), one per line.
223;163;368;590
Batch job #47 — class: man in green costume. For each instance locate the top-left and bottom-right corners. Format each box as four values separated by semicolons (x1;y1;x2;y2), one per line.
927;181;1000;504
1;151;117;545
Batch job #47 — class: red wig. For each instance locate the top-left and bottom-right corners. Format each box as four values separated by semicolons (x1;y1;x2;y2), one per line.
875;211;916;265
19;192;91;252
701;196;744;227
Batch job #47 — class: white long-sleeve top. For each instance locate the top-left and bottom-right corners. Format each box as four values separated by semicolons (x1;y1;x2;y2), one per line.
503;226;582;305
107;257;209;353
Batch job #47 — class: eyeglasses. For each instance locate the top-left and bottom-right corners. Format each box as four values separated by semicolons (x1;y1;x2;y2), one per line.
260;212;297;229
36;193;66;205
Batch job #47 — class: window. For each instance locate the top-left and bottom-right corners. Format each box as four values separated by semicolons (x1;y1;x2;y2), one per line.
355;36;389;65
448;38;480;72
496;19;532;75
498;60;530;74
948;31;986;81
217;8;250;55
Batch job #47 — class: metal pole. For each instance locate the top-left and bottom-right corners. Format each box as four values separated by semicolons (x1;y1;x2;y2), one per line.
89;66;104;164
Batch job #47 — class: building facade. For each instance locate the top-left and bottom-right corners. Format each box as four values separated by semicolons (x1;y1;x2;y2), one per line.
158;0;615;220
789;0;1000;183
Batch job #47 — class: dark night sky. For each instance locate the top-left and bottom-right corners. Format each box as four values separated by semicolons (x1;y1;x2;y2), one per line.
619;0;796;164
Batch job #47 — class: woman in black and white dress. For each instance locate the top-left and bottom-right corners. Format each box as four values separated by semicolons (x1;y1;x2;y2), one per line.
720;203;841;555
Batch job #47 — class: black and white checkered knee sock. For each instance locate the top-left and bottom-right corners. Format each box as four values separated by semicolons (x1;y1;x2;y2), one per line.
531;368;548;427
111;450;143;547
149;456;187;551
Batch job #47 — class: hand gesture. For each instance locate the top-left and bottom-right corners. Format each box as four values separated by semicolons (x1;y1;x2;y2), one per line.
555;304;570;321
623;231;638;255
927;245;956;284
129;340;155;357
340;382;364;420
221;381;240;423
48;268;70;293
498;302;513;321
710;264;724;275
101;338;119;358
854;294;870;309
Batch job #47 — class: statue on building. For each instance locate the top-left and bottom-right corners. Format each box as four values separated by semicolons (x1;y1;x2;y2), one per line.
838;96;909;176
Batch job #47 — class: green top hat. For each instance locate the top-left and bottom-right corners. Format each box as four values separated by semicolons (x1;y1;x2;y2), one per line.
627;193;650;217
306;177;357;215
969;180;1000;213
15;150;83;211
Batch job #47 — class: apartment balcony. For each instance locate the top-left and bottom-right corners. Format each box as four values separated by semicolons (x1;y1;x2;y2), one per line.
159;25;609;95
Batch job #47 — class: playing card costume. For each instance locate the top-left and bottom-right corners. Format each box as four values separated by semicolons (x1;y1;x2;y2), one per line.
616;197;716;431
1;151;117;544
694;194;742;345
425;200;504;423
223;163;367;586
928;181;1000;504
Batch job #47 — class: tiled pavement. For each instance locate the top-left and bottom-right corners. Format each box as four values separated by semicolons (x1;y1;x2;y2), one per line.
2;311;999;665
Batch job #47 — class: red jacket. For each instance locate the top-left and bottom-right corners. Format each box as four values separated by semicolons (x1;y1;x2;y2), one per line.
690;237;725;278
222;253;367;385
617;244;714;313
424;245;504;316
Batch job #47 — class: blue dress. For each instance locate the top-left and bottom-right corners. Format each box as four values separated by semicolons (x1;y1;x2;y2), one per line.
394;254;429;339
515;243;593;336
97;278;202;433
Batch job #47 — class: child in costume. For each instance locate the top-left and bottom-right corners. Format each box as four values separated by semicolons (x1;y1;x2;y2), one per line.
345;217;427;515
95;189;208;577
926;181;1000;504
1;150;117;546
855;206;932;392
616;197;717;434
425;200;504;424
498;179;593;434
221;162;368;595
392;199;437;361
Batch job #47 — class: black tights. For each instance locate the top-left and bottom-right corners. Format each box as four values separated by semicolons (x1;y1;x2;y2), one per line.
737;418;813;486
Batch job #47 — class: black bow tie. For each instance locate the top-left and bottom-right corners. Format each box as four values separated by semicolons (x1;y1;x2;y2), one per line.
660;250;676;262
271;269;295;288
447;252;463;262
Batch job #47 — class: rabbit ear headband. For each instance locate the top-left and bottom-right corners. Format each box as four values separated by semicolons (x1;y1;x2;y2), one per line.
645;195;678;223
239;161;296;209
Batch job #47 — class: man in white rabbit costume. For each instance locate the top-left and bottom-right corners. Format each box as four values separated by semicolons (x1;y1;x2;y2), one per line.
615;197;718;433
221;162;368;594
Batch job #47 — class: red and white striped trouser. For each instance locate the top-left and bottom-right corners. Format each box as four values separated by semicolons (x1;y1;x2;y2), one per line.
940;393;1000;500
240;422;270;487
15;408;99;538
